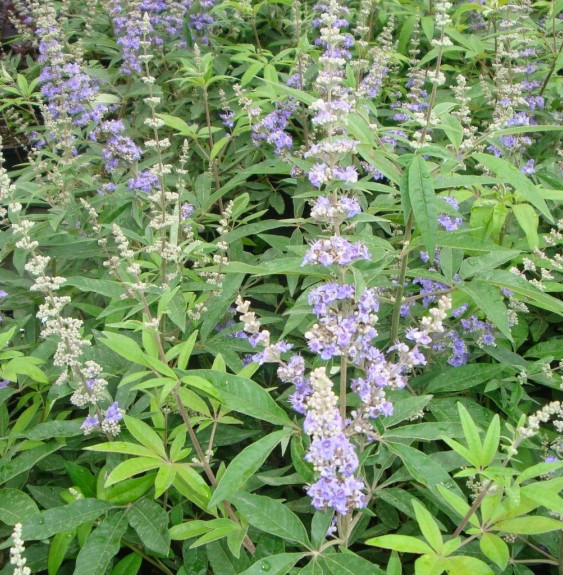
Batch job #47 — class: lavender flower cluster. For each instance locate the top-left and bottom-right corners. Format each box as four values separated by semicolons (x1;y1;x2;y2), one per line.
35;4;107;129
109;0;216;74
251;100;296;156
109;0;195;73
90;120;143;172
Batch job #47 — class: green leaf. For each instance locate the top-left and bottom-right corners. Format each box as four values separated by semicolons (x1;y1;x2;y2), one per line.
322;552;386;575
311;509;335;548
21;420;83;440
192;370;295;428
493;516;563;534
48;529;75;575
458;251;520;280
102;474;155;505
0;326;17;350
64;277;124;299
85;441;160;458
386;551;402;575
230;492;311;547
457;403;483;466
414;554;445;575
385;422;464;442
174;464;212;503
154;464;176;498
167;330;198;370
442;555;494;575
126;498;170;556
22;499;113;540
180;375;222;401
412;500;443;553
408;155;437;261
101;332;176;378
156;114;195;134
425;363;504;393
207;541;237;575
435;486;479;528
0;488;40;524
473;153;552;221
440;437;479;468
170;518;236;540
209;429;291;507
481;415;500;467
191;524;242;548
65;462;97;498
384;395;433;427
366;535;433;555
105;457;162;486
516;460;563;484
479;270;563;315
387;443;463;497
300;559;325;575
479;533;509;570
123;415;167;458
111;553;143;575
511;204;539;249
74;511;128;575
237;554;305;575
459;279;511;340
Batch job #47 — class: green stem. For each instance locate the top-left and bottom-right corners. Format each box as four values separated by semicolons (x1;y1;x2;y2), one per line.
173;388;256;554
389;212;414;348
123;542;174;575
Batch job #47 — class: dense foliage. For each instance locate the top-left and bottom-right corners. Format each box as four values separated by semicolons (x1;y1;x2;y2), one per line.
0;0;562;573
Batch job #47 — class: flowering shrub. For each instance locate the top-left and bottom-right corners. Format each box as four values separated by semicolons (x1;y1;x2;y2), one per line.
0;0;562;573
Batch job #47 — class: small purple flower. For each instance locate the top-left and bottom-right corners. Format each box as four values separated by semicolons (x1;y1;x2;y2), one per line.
181;203;195;219
302;236;370;267
520;159;535;175
0;380;9;389
128;171;159;194
104;401;123;424
81;414;100;435
333;166;358;184
308;163;329;188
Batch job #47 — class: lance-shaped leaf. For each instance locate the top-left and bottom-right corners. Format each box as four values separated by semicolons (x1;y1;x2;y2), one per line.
209;429;292;507
230;492;311;547
22;499;113;540
407;155;437;261
74;511;129;575
127;498;170;556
